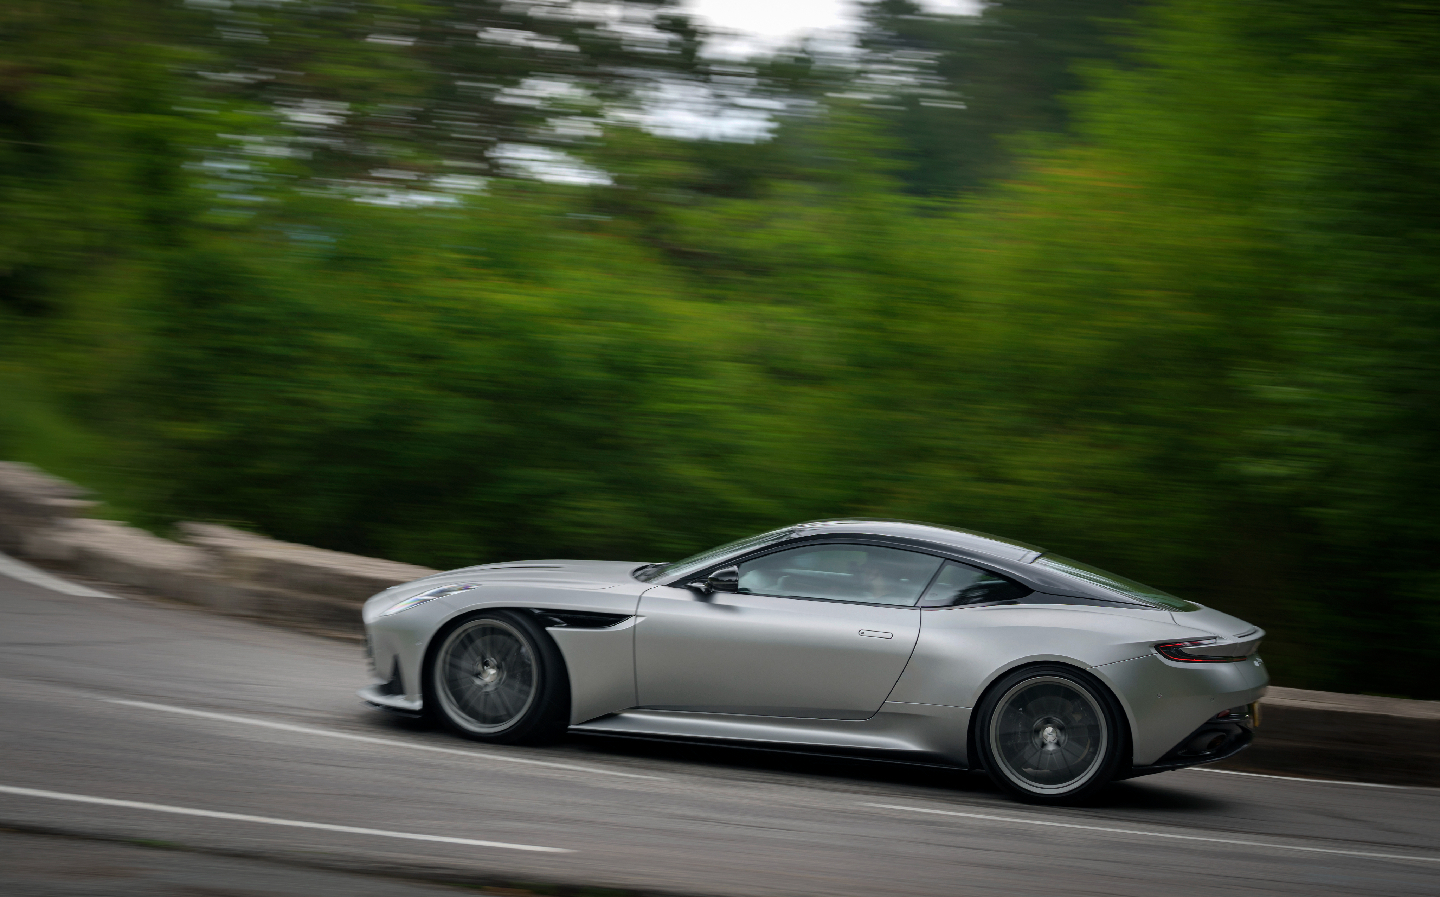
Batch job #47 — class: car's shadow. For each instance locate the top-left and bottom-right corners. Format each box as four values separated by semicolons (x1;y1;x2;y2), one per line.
363;710;1224;813
1087;779;1221;812
568;733;1223;811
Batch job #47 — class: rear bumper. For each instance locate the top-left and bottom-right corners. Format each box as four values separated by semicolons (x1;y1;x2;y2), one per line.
1121;716;1255;779
1093;653;1269;766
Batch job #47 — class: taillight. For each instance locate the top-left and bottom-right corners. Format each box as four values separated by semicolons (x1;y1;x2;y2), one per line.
1155;638;1251;663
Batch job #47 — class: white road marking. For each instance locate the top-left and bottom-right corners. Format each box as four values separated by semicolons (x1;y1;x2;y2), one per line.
104;698;663;780
1189;767;1432;791
0;784;570;852
0;551;120;599
861;802;1440;864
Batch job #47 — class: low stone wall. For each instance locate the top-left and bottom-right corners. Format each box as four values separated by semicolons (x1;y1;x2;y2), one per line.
0;460;1436;785
1219;686;1440;786
25;516;216;607
178;522;434;630
0;461;434;633
0;463;95;556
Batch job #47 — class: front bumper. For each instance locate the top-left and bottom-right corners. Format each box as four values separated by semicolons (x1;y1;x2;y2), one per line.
360;629;424;715
360;587;458;712
358;683;424;716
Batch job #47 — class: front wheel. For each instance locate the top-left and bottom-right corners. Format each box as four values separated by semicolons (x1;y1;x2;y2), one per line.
428;610;570;744
975;665;1126;804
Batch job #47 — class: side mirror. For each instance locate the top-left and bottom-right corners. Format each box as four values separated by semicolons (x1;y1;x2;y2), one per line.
688;566;740;595
708;566;740;592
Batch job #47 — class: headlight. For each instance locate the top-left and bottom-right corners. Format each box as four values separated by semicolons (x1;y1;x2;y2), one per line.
382;582;480;616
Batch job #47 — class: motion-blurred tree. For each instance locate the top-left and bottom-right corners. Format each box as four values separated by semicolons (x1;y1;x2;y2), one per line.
183;0;713;186
855;0;1141;195
0;1;201;317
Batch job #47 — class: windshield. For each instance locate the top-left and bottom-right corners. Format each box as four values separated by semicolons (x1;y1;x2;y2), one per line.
1034;554;1199;611
633;527;798;583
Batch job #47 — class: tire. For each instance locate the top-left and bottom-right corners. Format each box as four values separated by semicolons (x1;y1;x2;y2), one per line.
974;664;1127;805
428;610;570;745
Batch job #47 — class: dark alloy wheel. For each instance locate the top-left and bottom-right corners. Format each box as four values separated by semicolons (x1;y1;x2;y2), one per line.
975;664;1127;804
428;610;569;744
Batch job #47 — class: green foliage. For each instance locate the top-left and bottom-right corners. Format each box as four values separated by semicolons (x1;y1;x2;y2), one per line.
855;0;1142;195
909;0;1440;693
3;0;1438;696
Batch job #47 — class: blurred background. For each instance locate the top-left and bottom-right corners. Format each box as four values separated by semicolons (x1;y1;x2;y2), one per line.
1;0;1436;698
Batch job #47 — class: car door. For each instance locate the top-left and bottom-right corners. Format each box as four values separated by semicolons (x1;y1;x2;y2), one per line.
634;543;943;720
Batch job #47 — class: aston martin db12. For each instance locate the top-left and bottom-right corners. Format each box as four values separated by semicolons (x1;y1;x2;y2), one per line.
360;519;1266;803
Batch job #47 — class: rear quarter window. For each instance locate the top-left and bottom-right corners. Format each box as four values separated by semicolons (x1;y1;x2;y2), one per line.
1034;554;1198;611
918;561;1031;607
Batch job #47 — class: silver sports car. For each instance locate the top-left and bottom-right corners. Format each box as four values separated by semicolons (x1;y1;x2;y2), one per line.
360;519;1267;803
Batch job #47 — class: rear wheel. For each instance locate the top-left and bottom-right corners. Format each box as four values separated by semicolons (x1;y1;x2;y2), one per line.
428;611;569;744
975;665;1126;804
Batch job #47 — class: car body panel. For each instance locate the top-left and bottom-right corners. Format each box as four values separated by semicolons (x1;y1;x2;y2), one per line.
573;702;971;763
887;603;1186;709
549;618;642;724
1094;652;1268;764
635;584;920;719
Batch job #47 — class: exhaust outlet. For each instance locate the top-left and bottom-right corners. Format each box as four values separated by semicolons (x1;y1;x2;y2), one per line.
1187;731;1229;754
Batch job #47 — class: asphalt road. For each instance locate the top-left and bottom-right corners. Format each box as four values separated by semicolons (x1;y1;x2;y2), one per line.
1;565;1437;897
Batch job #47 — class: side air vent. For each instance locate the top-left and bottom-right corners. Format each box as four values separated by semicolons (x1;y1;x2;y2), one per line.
529;609;630;629
376;659;405;696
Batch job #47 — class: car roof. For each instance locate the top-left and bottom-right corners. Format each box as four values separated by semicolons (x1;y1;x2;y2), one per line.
791;519;1044;563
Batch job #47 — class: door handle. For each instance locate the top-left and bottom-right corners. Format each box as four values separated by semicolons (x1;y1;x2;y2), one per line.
858;629;893;639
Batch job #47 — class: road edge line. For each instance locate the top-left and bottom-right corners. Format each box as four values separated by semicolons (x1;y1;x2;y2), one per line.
860;801;1440;864
0;551;120;599
0;784;570;853
104;697;663;781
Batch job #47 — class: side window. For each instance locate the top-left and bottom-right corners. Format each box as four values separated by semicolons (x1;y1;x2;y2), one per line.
918;562;1030;607
737;545;943;607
